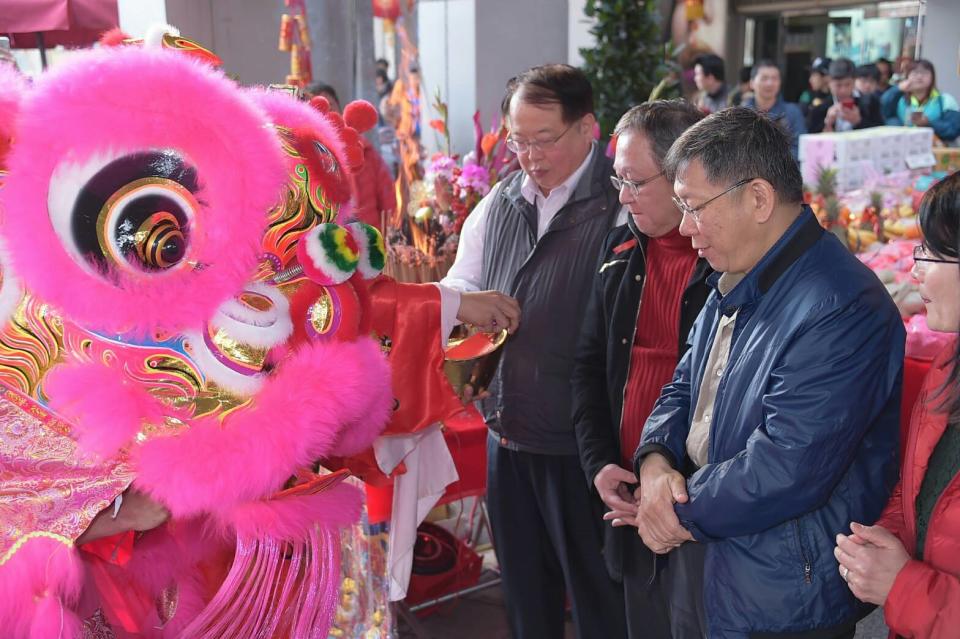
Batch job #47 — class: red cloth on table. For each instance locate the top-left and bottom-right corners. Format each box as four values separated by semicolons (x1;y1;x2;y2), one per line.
365;405;487;524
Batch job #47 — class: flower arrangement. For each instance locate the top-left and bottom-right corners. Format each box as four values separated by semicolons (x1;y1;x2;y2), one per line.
385;93;518;282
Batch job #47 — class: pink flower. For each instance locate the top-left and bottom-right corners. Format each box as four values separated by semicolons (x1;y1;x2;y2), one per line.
428;154;457;181
457;162;491;196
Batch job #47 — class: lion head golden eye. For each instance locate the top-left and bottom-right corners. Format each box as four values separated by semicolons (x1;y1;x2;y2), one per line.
69;150;200;274
133;211;187;269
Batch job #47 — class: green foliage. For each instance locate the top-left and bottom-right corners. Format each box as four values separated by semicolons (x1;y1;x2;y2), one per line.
580;0;669;136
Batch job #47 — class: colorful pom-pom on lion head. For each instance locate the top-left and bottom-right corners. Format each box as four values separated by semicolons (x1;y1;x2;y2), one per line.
346;222;386;279
298;223;360;285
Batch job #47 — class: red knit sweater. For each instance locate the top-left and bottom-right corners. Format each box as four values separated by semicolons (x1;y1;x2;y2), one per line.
620;227;699;466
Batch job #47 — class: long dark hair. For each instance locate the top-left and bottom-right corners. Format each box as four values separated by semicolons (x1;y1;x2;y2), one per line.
918;171;960;424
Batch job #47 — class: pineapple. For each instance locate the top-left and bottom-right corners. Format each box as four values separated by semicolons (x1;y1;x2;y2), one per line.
815;166;838;200
825;196;849;245
824;196;841;227
868;191;886;243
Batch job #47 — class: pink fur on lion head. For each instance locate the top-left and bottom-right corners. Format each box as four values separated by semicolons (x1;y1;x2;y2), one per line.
0;47;287;336
248;87;354;214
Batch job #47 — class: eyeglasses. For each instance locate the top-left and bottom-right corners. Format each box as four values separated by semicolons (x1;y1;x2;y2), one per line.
672;177;757;223
505;122;575;155
913;244;960;266
610;172;664;197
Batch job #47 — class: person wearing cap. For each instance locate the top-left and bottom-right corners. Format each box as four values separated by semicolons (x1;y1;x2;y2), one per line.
807;57;883;134
799;57;831;116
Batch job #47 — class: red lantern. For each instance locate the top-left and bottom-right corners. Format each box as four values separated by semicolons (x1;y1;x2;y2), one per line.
372;0;401;21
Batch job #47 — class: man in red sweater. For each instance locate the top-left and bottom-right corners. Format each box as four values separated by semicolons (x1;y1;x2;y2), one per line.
572;100;711;638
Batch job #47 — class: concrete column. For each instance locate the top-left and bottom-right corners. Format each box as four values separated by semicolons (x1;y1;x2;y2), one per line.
418;0;477;156
474;0;569;126
165;0;288;86
354;0;378;105
416;0;570;156
919;0;960;102
306;0;356;100
304;0;378;105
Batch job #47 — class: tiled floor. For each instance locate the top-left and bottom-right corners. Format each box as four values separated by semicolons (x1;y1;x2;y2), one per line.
399;515;890;639
401;580;889;639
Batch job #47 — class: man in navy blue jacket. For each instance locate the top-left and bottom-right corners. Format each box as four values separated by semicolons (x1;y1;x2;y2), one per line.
632;107;904;639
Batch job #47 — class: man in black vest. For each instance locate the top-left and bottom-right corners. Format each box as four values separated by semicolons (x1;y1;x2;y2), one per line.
439;64;625;638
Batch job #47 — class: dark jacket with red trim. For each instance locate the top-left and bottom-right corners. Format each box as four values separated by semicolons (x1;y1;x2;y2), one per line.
571;215;712;579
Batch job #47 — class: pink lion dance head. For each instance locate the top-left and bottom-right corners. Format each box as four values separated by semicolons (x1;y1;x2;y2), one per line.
0;43;392;639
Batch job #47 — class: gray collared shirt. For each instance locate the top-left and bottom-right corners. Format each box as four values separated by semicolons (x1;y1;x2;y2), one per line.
686;272;745;467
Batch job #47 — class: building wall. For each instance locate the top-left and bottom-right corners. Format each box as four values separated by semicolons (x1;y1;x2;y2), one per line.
474;0;569;131
920;0;960;103
568;1;594;67
164;0;288;86
418;0;477;157
417;0;569;157
163;0;377;105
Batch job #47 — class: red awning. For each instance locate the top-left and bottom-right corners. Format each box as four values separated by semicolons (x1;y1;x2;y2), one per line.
1;0;118;48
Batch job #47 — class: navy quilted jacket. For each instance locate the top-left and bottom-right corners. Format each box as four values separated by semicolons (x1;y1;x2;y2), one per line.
636;208;905;638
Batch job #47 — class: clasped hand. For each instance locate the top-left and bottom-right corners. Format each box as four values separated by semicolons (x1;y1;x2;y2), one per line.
834;522;909;606
602;453;693;554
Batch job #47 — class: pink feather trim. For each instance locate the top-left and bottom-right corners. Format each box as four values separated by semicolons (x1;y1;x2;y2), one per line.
0;537;84;639
44;360;170;459
220;482;363;541
29;592;82;639
134;338;391;517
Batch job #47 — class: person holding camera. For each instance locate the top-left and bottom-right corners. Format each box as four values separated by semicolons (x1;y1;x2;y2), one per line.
807;57;883;134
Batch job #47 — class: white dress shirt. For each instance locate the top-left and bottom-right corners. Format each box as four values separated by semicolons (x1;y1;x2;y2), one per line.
436;144;600;340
